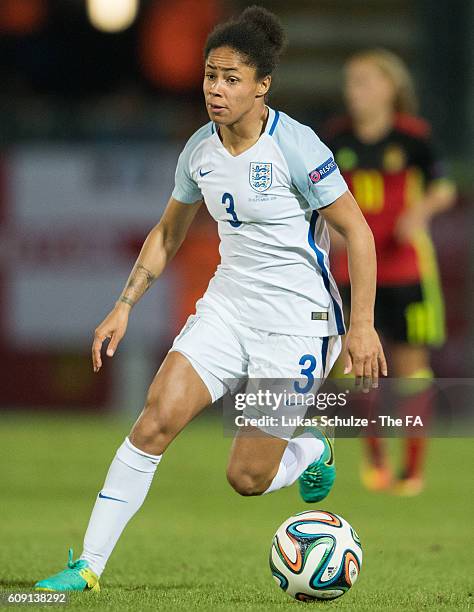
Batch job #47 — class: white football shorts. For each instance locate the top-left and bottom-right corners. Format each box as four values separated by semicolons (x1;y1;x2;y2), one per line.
169;299;341;439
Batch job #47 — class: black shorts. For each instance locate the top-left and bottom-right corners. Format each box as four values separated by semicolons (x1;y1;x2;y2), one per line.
339;283;445;346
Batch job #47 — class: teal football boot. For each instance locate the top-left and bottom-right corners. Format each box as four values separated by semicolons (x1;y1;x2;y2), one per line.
298;428;336;503
35;549;100;592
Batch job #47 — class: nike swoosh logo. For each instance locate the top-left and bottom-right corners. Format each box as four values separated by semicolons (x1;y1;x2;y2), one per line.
98;492;127;503
325;436;334;466
199;168;213;177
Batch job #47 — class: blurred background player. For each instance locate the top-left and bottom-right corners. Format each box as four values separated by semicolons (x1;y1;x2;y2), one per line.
326;49;456;496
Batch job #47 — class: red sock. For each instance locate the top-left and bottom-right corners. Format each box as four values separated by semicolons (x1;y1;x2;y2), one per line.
365;437;386;468
403;438;426;478
398;387;433;478
357;389;386;468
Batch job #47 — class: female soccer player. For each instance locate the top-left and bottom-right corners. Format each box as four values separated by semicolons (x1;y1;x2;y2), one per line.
326;49;456;495
35;7;386;592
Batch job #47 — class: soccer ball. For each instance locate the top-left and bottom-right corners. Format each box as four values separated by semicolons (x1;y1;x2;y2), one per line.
269;510;362;601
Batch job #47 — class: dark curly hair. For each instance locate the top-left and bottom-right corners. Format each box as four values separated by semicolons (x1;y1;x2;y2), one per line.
204;5;287;79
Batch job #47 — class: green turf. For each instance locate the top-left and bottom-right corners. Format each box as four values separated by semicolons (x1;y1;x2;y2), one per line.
0;413;472;611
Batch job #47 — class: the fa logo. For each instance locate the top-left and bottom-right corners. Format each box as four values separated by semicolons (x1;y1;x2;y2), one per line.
249;162;272;192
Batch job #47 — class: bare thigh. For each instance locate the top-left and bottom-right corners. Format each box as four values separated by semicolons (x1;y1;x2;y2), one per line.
129;351;212;455
226;426;288;496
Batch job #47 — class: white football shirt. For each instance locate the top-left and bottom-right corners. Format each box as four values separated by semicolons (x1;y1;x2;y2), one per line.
172;107;347;337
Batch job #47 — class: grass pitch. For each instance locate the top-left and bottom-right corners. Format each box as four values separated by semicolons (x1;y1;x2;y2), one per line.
0;413;472;611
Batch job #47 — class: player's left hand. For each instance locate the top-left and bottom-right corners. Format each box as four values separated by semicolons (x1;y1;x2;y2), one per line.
394;206;427;243
343;324;387;392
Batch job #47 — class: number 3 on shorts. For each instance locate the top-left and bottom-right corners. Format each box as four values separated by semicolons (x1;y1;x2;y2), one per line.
294;354;317;394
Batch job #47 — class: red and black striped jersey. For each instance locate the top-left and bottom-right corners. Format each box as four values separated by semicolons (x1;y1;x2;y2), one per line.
325;114;446;285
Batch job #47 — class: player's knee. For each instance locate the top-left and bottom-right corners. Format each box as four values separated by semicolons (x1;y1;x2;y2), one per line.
130;418;169;455
226;466;271;496
133;414;168;446
144;381;186;426
131;388;182;453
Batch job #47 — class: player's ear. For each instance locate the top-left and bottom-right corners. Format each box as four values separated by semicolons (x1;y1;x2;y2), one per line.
256;75;271;98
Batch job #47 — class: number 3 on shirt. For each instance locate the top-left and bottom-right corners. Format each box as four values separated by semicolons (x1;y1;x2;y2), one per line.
221;193;242;228
294;354;317;394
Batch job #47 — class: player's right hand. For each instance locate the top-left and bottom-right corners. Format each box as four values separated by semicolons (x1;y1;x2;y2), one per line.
92;302;131;373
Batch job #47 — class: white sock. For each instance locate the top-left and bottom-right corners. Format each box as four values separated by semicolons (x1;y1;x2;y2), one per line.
264;434;324;494
80;437;161;577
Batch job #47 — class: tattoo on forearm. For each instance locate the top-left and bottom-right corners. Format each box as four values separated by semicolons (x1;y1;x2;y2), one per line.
119;264;157;307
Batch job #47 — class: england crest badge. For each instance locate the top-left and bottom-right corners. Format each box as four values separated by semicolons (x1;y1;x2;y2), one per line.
249;162;272;192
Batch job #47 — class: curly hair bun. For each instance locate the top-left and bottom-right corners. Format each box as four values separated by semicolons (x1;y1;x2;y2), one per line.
239;5;286;54
204;5;286;78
